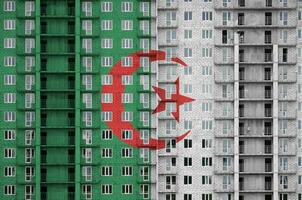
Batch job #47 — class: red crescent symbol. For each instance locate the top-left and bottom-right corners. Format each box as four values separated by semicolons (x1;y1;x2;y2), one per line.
101;50;191;149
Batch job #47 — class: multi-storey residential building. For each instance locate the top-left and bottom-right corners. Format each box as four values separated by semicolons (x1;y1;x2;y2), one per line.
1;0;302;200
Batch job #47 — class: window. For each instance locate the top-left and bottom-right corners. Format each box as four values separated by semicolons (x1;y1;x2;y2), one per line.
4;56;16;67
101;57;113;67
4;185;15;195
121;111;133;121
82;185;92;199
4;130;16;140
121;148;133;158
82;20;92;35
25;148;34;163
184;120;192;130
223;11;231;25
201;176;212;185
82;2;92;16
238;13;245;25
140;2;149;16
101;20;113;30
24;167;35;181
4;75;16;85
82;57;92;72
184;84;192;93
201;120;213;130
101;112;112;122
184;66;192;75
121;38;133;49
184;11;192;21
101;93;113;103
202;11;213;21
101;2;113;12
4;166;15;177
202;194;212;200
280;11;288;25
82;130;92;145
122;184;132;194
201;157;212;166
82;39;92;53
121;166;132;176
202;139;212;148
101;38;113;49
4;111;16;122
122;93;133;103
82;112;92;126
82;75;92;90
184;29;192;39
25;38;35;53
202;48;212;57
202;29;213;39
4;93;16;103
122;130;132;140
184;176;192;185
184;157;192;166
82;166;92;181
184;139;192;148
4;1;15;11
25;20;34;35
101;129;112;140
121;20;133;30
25;56;35;71
25;93;35;109
4;20;15;30
121;2;133;12
184;48;192;58
25;112;35;127
4;148;16;158
82;148;92;163
202;66;212;75
4;38;15;48
101;184;112;194
140;20;149;35
25;1;35;16
101;166;112;176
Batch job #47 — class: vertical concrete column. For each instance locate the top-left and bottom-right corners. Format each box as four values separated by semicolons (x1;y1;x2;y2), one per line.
273;45;279;200
233;32;239;200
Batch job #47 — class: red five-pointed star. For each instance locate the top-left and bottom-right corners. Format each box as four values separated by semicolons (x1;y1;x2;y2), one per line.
152;78;195;122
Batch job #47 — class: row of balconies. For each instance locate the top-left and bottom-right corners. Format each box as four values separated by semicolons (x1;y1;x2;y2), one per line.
215;145;296;156
214;0;297;9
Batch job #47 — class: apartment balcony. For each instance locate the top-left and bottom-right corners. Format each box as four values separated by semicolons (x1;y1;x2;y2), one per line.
279;109;297;120
158;166;178;175
213;0;297;10
279;72;297;83
158;20;178;28
214;73;234;83
158;148;178;156
158;183;178;193
278;91;297;101
239;145;273;156
279;146;296;156
214;164;234;174
215;147;234;156
158;73;178;83
279;162;297;174
158;0;178;10
239;127;272;137
214;182;234;193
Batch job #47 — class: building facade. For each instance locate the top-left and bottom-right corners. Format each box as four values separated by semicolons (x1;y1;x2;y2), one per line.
1;0;302;200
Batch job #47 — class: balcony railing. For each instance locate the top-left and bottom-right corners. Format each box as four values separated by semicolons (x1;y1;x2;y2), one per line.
265;164;272;172
239;145;245;154
265;182;272;190
265;91;272;99
265;145;272;154
265;108;272;117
